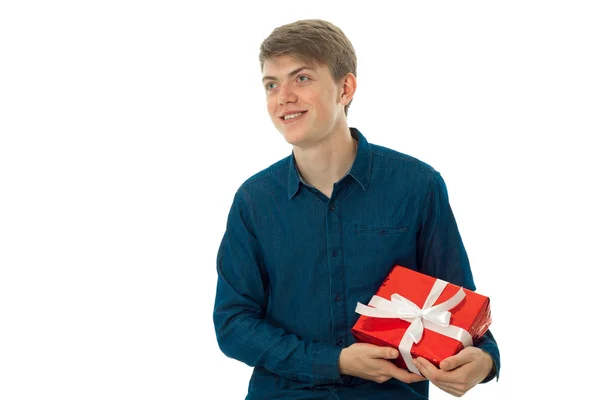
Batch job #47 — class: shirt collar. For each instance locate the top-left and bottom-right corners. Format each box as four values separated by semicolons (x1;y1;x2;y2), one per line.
287;127;372;199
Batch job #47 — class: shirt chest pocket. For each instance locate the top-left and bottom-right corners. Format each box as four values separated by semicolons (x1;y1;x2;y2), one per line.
353;222;412;261
347;221;415;290
356;223;409;236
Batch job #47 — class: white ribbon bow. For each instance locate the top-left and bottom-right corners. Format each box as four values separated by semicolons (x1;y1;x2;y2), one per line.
355;279;473;375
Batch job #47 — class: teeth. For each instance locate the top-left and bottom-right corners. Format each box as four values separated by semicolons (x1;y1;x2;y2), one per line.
284;112;303;120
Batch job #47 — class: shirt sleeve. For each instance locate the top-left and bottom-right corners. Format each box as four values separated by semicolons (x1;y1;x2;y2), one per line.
417;171;501;382
213;190;343;386
477;330;501;382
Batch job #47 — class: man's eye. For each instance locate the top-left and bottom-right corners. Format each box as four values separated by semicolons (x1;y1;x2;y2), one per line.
298;76;309;82
266;82;277;90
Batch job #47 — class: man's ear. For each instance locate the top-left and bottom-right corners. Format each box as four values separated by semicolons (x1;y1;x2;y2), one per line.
339;73;357;106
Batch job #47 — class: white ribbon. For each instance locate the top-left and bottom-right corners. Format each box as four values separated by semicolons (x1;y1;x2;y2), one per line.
355;279;473;375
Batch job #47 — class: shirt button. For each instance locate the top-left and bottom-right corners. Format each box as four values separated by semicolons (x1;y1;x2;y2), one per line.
380;229;387;235
335;294;342;301
332;250;339;257
292;375;298;381
330;205;336;211
336;339;344;347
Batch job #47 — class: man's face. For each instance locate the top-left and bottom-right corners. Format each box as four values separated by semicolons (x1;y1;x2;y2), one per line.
262;55;345;147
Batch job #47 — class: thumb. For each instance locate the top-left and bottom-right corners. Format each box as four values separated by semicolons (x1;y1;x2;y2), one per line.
440;354;467;371
380;347;399;359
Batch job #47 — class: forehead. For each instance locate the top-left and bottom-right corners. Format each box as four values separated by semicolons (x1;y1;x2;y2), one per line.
262;54;325;77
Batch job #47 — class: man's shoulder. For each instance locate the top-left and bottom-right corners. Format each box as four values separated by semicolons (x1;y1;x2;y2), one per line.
237;154;291;194
370;142;438;176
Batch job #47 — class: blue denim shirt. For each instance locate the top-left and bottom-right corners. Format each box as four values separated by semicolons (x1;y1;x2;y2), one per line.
214;128;500;399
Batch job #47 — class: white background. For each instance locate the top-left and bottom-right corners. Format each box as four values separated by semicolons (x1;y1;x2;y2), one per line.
1;1;599;399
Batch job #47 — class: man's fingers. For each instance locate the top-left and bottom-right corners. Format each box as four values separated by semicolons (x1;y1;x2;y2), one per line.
413;357;449;384
388;363;427;384
414;357;473;396
440;352;470;371
376;346;399;360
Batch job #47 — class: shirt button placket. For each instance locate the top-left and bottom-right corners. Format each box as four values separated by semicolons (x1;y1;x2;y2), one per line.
327;198;346;351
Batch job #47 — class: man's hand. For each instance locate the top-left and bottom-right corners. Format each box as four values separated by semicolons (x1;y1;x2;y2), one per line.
339;343;426;384
413;346;494;397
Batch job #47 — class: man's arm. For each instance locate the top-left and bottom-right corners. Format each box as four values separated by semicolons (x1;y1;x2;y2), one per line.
416;171;501;386
213;190;343;386
475;330;500;382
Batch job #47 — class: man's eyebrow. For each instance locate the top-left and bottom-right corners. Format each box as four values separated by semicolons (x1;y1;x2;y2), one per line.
262;66;315;82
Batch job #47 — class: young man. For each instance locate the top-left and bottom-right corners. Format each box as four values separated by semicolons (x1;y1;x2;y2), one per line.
213;19;500;399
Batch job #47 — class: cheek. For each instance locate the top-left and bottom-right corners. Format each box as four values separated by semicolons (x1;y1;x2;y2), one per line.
308;93;335;119
266;97;278;118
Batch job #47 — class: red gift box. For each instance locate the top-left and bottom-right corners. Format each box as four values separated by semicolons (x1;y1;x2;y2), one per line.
351;265;491;374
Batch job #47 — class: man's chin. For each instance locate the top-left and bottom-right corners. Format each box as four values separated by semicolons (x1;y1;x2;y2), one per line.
279;128;306;147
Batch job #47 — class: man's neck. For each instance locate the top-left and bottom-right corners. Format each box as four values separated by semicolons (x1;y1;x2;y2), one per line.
293;126;357;198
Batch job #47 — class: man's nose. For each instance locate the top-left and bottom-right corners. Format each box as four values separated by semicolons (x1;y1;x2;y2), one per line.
278;83;298;105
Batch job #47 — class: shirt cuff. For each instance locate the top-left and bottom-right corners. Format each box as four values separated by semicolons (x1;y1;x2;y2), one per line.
311;344;344;385
478;343;500;383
